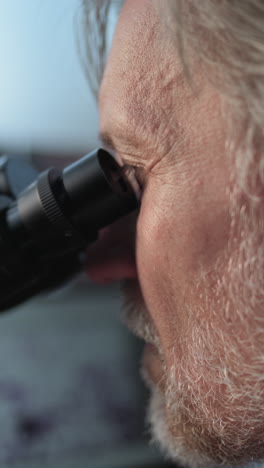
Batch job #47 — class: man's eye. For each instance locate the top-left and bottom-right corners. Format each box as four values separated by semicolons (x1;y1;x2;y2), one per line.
134;166;147;192
122;164;143;200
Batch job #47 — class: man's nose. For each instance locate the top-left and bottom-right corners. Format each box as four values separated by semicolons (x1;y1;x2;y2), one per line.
86;212;138;284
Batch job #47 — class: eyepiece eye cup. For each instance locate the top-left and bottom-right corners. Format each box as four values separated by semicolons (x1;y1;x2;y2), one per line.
97;149;126;195
97;149;142;201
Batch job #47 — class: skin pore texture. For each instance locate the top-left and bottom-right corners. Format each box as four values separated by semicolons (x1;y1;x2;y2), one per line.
87;0;264;466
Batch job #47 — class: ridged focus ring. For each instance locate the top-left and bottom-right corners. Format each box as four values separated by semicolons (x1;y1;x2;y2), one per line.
37;169;77;237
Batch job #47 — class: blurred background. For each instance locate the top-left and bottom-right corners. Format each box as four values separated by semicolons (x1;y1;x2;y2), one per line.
0;1;174;467
0;0;99;156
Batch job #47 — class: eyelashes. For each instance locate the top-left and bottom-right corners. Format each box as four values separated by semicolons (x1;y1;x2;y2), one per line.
122;164;143;201
132;165;146;191
102;144;145;200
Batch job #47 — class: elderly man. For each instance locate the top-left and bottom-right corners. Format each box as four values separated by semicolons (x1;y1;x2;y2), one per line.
86;1;264;466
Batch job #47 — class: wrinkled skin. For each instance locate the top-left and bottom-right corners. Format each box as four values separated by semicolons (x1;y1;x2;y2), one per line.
87;1;264;466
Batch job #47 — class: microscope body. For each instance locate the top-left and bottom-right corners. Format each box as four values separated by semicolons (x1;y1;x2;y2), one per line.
0;150;138;312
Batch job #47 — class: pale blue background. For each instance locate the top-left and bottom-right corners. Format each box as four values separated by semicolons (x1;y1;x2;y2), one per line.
0;0;99;155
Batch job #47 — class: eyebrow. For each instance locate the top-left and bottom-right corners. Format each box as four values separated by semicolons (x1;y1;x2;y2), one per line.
98;131;117;152
99;130;146;170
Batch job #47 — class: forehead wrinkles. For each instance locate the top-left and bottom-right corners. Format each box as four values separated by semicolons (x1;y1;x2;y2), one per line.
99;1;182;169
126;51;180;163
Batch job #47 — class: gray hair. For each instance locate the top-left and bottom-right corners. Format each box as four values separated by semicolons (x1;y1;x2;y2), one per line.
76;1;110;97
77;0;122;97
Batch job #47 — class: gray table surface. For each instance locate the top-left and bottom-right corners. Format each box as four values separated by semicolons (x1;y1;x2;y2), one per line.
0;276;165;468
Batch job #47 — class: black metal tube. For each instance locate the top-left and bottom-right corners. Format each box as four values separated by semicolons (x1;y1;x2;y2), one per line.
0;148;139;312
63;148;138;230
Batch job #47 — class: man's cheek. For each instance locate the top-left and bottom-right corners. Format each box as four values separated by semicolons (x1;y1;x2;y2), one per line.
136;198;183;342
136;182;190;297
136;196;186;287
136;196;167;276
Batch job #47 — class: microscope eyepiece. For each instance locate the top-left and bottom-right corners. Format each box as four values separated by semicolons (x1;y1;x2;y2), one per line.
0;149;140;311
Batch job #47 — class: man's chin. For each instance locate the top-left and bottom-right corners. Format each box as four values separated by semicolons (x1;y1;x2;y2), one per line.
120;281;209;467
145;384;213;468
141;351;200;468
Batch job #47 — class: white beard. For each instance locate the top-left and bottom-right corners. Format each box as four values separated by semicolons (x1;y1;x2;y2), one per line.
120;209;264;468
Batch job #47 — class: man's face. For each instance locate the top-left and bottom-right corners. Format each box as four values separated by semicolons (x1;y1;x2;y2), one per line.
88;0;264;465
